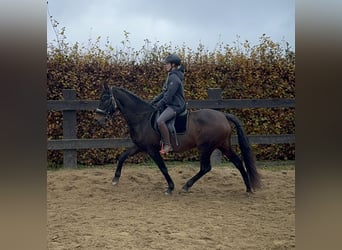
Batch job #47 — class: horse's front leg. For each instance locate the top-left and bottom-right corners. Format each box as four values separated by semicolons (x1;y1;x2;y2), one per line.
148;149;175;195
112;145;141;185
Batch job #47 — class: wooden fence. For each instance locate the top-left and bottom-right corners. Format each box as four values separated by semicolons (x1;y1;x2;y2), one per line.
47;88;295;167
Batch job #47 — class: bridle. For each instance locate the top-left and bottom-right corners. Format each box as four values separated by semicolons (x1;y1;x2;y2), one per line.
95;88;118;120
96;86;156;125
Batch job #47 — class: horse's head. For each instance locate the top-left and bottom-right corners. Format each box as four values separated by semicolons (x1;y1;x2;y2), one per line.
95;83;155;125
95;83;117;124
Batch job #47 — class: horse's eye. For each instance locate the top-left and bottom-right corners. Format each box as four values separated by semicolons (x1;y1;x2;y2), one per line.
101;95;109;101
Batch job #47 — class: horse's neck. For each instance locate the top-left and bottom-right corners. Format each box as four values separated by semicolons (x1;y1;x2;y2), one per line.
119;104;152;130
115;89;153;123
118;97;151;114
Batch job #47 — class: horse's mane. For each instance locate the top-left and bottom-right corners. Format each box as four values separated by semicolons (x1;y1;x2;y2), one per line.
112;86;151;108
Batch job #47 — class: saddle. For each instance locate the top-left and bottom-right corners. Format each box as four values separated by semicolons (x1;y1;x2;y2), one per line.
151;109;188;146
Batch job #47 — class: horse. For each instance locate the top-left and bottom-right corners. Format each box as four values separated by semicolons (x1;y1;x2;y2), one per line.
95;83;261;195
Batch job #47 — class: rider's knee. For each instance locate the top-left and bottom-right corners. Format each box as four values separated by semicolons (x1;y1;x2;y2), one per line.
157;119;165;127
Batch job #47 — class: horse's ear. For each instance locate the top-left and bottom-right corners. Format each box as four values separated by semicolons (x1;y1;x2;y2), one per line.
103;82;109;91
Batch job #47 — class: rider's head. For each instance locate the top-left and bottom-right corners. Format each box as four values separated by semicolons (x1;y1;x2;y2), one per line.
164;54;181;71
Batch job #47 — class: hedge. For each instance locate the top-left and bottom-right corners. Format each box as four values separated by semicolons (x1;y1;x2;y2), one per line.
47;32;295;166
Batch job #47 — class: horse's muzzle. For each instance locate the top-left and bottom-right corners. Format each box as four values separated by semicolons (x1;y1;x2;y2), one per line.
95;109;106;125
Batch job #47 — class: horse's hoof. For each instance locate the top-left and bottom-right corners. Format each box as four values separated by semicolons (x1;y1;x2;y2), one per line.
245;191;253;197
164;189;173;195
181;186;190;193
112;177;120;186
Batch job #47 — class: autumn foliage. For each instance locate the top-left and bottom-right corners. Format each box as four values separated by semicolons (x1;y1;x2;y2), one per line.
47;32;295;166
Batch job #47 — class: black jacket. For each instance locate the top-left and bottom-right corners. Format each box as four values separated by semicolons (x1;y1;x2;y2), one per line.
152;68;186;114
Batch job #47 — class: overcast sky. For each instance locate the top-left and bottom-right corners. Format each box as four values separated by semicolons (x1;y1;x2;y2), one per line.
47;0;295;52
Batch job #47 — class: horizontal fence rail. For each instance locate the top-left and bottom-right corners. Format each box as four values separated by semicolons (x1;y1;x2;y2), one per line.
47;88;295;167
47;134;295;150
47;99;295;110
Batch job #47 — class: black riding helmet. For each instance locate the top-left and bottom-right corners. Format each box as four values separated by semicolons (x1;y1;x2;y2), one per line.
164;54;181;66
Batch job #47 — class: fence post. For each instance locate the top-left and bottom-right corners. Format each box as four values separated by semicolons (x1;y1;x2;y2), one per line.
62;89;77;168
208;88;223;165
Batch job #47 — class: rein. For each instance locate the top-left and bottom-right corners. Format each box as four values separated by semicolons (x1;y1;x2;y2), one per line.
110;87;154;124
121;110;154;126
97;86;154;124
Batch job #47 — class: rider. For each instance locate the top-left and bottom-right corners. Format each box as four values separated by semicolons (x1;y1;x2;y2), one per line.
150;54;186;154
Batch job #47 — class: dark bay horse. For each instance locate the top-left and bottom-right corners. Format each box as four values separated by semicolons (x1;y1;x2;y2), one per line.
95;84;261;195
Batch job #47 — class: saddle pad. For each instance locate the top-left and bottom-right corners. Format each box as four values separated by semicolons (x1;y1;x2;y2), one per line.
151;110;188;134
171;112;187;134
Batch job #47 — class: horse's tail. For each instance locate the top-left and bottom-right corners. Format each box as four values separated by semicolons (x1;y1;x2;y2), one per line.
225;113;261;190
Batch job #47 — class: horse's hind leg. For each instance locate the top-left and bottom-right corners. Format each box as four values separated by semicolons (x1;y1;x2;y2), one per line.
220;147;252;192
112;145;141;185
182;151;212;192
